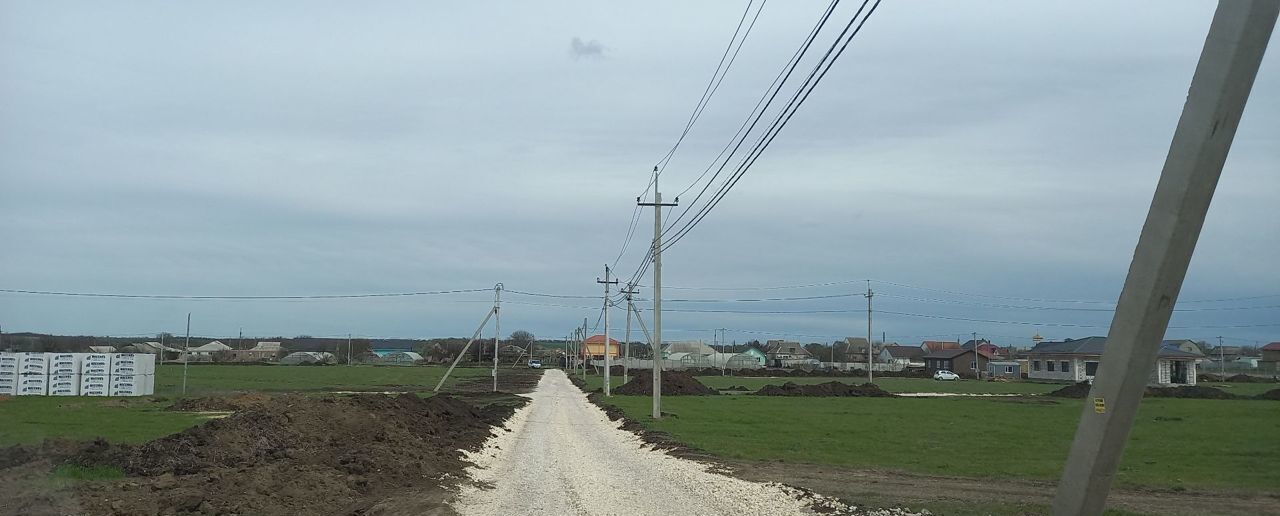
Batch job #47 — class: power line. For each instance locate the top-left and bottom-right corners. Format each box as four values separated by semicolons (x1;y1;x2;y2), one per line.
661;0;883;252
659;0;846;241
0;287;490;300
656;0;767;176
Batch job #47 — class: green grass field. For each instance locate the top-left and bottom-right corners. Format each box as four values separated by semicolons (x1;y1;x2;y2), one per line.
584;372;1279;397
153;363;490;395
0;365;494;446
584;373;1064;394
594;393;1279;491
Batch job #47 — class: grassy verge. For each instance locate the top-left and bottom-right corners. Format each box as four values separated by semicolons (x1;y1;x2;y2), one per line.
580;372;1064;394
0;365;495;446
0;396;208;446
594;393;1279;491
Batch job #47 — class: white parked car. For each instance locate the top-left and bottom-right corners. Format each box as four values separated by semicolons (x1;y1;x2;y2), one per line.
527;359;542;369
933;370;960;381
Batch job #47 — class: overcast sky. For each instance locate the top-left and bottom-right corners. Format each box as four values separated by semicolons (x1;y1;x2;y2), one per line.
2;1;1276;347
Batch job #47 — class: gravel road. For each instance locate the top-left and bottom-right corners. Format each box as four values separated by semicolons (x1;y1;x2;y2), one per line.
452;369;857;516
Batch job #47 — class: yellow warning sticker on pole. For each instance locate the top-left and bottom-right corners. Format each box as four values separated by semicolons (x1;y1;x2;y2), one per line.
1093;398;1105;414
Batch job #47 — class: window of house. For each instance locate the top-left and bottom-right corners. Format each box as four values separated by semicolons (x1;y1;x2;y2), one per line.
1085;361;1098;376
1061;361;1070;372
1005;366;1014;374
1047;361;1056;372
1033;360;1041;371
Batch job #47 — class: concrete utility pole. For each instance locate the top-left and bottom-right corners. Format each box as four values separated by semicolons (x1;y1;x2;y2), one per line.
973;332;980;379
347;333;353;366
582;317;588;378
638;168;677;419
1053;3;1277;514
493;283;502;392
1218;335;1226;377
622;283;639;380
182;313;191;395
598;265;619;396
865;280;874;383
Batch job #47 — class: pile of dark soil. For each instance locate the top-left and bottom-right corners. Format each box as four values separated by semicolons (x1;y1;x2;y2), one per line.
1254;388;1280;400
754;381;895;397
5;393;524;516
164;392;272;412
1197;373;1223;382
720;385;750;391
614;370;718;396
1144;385;1238;399
1045;382;1092;398
1225;373;1275;383
1046;382;1245;400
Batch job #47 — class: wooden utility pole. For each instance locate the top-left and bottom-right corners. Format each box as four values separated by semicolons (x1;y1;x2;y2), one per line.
1053;3;1276;514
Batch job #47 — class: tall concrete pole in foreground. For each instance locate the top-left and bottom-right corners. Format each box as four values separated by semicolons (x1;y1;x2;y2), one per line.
1053;3;1276;514
182;313;191;395
638;168;677;419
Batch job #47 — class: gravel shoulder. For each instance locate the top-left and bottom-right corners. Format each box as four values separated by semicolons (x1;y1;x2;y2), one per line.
452;369;891;516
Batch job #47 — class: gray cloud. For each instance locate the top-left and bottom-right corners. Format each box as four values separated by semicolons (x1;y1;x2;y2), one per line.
570;36;605;60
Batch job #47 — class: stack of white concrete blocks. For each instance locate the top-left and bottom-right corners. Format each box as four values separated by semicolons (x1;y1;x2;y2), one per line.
0;352;154;396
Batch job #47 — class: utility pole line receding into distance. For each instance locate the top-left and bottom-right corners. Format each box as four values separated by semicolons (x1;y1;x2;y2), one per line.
493;283;502;393
638;167;678;419
622;283;639;381
182;313;191;395
598;265;619;396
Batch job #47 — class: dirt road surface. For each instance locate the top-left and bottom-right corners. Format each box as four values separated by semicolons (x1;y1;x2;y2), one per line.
452;369;880;516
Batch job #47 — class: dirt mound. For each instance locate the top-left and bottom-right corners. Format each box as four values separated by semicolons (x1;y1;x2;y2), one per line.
1255;388;1280;400
614;370;718;396
1144;385;1238;399
1045;382;1092;398
1225;374;1275;383
164;392;273;412
720;385;750;391
1046;382;1242;400
1197;373;1223;382
61;393;524;515
754;381;895;397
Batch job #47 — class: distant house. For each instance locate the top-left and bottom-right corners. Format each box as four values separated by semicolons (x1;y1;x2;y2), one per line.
1259;342;1280;372
583;335;621;360
765;340;818;368
88;345;116;354
961;339;1002;358
987;360;1022;378
921;340;960;353
879;345;925;367
1206;346;1244;364
223;341;282;363
279;351;335;365
1027;336;1199;386
181;341;232;362
728;347;768;368
123;341;183;361
923;348;995;377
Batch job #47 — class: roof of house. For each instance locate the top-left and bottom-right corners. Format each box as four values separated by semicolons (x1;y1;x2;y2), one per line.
766;341;810;356
584;335;620;345
1030;336;1202;359
190;341;232;352
922;348;995;360
921;340;960;352
884;346;925;359
1262;342;1280;352
88;345;116;353
252;342;282;351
